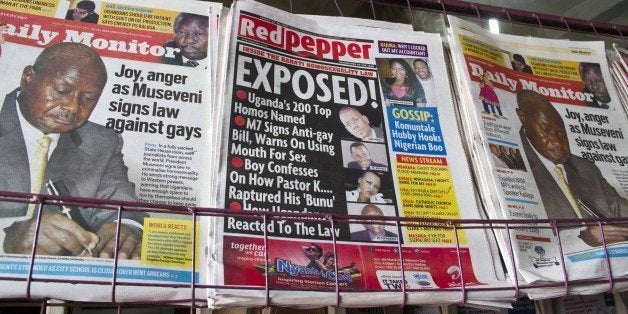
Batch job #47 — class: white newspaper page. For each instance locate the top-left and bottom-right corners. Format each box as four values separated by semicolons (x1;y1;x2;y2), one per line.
0;0;221;302
448;16;628;292
209;0;509;308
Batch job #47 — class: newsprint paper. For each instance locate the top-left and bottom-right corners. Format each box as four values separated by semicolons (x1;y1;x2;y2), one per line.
0;0;220;302
210;0;511;308
447;16;628;298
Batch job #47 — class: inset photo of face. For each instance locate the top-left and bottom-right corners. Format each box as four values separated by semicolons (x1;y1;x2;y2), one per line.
347;203;397;243
341;140;388;172
344;169;395;205
375;58;427;107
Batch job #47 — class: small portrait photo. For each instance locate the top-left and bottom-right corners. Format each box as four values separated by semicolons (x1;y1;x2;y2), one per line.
341;140;388;172
65;0;100;24
345;169;394;204
412;58;437;107
375;58;427;107
337;105;385;143
579;62;611;109
162;13;210;68
348;203;398;243
509;53;533;74
488;143;526;171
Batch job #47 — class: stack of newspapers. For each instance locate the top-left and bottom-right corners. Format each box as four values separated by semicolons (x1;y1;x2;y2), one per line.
0;0;625;308
607;44;628;112
0;0;221;304
447;16;628;299
207;0;513;308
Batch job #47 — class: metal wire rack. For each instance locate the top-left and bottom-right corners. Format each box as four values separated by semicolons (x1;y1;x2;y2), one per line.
0;190;626;312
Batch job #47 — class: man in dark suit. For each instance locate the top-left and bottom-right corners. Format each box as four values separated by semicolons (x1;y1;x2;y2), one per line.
0;42;144;258
161;13;209;68
516;89;627;247
65;1;99;24
350;204;397;242
579;62;611;109
346;142;387;171
498;145;518;169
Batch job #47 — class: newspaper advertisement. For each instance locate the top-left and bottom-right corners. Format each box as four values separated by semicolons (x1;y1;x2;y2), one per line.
0;0;220;302
210;0;508;307
447;16;628;288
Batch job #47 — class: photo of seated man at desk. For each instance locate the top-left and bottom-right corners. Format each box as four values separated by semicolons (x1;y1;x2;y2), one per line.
516;89;627;247
0;42;146;258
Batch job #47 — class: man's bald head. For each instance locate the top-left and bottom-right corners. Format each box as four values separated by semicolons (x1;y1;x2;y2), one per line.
18;42;107;133
361;204;384;216
32;42;107;82
339;106;373;140
516;90;571;164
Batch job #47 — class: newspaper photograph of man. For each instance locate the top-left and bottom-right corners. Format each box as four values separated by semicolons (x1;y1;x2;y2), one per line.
579;62;611;109
161;13;209;68
338;106;384;143
342;141;388;171
349;204;397;242
0;42;146;258
412;58;436;106
516;89;627;247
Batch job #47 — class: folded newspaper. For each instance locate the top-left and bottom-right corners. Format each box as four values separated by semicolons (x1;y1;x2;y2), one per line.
447;16;628;298
607;44;628;112
0;0;220;303
209;0;512;308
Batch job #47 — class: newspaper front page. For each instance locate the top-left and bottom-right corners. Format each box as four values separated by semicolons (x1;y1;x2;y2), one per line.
0;0;220;302
210;0;509;308
447;16;628;296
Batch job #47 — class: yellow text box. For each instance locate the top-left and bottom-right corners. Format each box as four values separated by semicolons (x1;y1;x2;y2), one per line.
460;34;506;67
141;217;200;268
0;0;58;16
396;158;467;245
99;2;178;33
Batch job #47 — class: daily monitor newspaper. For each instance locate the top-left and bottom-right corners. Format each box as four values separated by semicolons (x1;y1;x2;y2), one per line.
210;0;509;308
0;0;220;302
447;16;628;296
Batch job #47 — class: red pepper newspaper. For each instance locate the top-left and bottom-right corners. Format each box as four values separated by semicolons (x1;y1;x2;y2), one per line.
0;0;221;302
447;16;628;298
210;0;510;308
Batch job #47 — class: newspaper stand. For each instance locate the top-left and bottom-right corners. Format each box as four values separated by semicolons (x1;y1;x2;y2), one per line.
1;190;627;311
0;0;626;311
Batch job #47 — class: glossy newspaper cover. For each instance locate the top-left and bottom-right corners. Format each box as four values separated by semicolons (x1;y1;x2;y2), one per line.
210;0;507;307
0;0;220;302
448;16;628;291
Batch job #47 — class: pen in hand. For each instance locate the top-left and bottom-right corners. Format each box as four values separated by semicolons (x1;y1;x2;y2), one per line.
46;179;95;256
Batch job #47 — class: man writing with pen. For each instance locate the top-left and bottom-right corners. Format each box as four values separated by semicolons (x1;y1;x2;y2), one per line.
0;42;145;259
516;89;628;247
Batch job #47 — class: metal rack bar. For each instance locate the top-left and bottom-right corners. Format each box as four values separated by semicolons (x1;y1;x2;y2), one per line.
2;191;625;306
364;0;627;38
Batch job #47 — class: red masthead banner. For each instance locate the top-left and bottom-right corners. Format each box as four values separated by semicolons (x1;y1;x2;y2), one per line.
1;9;174;63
